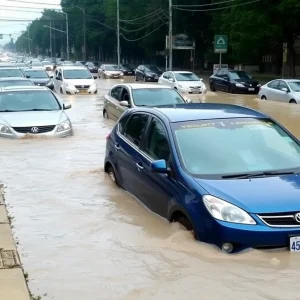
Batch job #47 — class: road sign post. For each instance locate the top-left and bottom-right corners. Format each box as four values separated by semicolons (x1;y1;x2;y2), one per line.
214;35;228;69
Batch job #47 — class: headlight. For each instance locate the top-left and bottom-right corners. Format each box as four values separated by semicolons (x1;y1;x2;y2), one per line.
203;195;256;225
57;120;71;132
120;73;124;76
0;124;12;135
257;84;261;87
235;83;245;88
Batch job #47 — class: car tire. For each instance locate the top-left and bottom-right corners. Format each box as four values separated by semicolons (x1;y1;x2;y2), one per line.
107;166;118;186
177;216;195;238
290;99;297;104
103;110;109;119
261;95;267;100
229;85;236;94
209;83;216;92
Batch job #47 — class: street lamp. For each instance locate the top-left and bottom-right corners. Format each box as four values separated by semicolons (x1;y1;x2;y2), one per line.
72;6;86;61
54;10;70;61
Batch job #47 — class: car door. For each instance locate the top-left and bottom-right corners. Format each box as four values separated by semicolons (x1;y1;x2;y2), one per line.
266;80;280;101
136;116;179;218
168;72;176;88
159;72;169;85
54;69;62;92
107;85;123;120
114;113;151;200
138;66;145;80
277;80;290;103
213;70;223;91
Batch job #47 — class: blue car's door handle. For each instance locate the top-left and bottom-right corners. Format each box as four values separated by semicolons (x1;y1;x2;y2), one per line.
115;144;120;150
136;162;144;170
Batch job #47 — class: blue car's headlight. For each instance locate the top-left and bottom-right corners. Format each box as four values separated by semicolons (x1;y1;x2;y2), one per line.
203;195;256;225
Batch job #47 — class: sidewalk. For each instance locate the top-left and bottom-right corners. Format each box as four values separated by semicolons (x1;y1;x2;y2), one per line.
0;186;30;300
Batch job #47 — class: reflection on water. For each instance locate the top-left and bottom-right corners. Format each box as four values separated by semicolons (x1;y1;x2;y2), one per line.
1;78;300;299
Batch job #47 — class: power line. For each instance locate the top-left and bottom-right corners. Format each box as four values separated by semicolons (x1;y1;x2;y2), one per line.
119;9;163;23
119;11;167;25
173;0;260;11
120;16;167;32
6;0;61;6
120;22;166;42
174;0;238;7
1;8;44;13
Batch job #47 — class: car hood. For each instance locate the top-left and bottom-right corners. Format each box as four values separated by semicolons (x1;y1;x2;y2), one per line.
31;67;45;70
178;80;204;87
195;175;300;214
29;78;50;84
0;110;67;127
64;79;95;85
146;71;161;76
234;79;259;85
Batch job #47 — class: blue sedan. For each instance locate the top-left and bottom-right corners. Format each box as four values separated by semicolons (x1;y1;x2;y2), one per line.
104;103;300;253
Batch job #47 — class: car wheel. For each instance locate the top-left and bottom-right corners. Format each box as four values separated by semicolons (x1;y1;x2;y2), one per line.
107;166;118;186
290;99;297;104
103;110;109;119
261;95;267;100
209;83;216;92
229;85;236;94
177;216;195;238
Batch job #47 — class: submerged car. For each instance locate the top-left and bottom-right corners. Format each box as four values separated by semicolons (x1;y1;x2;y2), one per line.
105;103;300;253
135;64;163;82
0;77;34;88
0;86;73;139
24;69;54;90
259;79;300;104
159;71;207;94
103;83;190;121
0;67;25;78
209;69;260;94
53;66;97;94
99;64;124;79
118;64;135;76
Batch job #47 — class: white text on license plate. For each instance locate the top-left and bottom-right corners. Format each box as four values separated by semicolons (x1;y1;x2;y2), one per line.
248;88;255;91
290;236;300;251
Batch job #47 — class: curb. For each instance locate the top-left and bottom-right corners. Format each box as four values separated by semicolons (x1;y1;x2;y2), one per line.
0;185;31;300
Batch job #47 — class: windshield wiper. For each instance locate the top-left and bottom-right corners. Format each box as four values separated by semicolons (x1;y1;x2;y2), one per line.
21;109;57;111
222;171;296;179
0;110;19;112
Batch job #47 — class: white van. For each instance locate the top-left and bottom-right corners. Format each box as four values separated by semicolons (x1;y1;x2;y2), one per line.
53;66;98;94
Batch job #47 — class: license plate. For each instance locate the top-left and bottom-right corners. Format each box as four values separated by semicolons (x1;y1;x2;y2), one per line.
290;236;300;251
78;90;88;94
128;72;132;74
192;89;199;93
114;76;119;78
248;88;255;91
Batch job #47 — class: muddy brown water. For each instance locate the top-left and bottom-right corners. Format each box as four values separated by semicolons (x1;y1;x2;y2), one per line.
1;78;300;299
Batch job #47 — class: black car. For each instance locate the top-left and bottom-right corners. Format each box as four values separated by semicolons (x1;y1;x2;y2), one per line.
0;67;25;78
0;77;34;87
135;64;163;82
209;69;261;94
85;62;99;78
118;64;135;76
23;69;54;90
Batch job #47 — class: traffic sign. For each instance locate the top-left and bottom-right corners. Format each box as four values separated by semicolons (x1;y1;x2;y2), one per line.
214;35;228;53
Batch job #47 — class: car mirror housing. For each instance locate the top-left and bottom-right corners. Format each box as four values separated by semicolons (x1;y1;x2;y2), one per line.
151;159;170;174
63;103;72;110
281;88;289;93
120;100;129;107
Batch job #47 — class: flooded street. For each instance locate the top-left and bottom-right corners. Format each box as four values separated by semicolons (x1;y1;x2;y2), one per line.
2;78;300;300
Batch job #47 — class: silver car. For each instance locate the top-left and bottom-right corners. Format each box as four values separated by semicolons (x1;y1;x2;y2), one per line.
259;79;300;104
0;86;73;139
103;83;189;121
98;64;124;79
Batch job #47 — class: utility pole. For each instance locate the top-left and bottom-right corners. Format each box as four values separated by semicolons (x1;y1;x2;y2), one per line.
83;7;86;61
117;0;120;65
168;0;172;71
28;29;31;54
53;21;56;59
50;21;52;60
66;13;69;60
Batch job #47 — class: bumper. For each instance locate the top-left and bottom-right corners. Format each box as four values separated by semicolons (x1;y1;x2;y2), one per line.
235;86;260;94
122;71;134;76
65;86;98;95
205;218;300;250
105;74;124;79
0;128;73;139
179;87;207;94
145;76;159;82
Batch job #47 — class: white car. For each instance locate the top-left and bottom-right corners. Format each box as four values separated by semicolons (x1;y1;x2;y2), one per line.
158;71;207;94
30;61;46;70
53;66;98;95
259;79;300;104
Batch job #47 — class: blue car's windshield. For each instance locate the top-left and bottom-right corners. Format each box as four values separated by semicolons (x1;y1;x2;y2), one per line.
172;118;300;178
132;88;185;106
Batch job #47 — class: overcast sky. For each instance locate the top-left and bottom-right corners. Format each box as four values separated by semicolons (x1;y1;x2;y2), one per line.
0;0;61;45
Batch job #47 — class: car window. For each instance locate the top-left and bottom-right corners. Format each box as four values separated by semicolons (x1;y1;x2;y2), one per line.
118;113;131;134
169;73;175;80
144;118;171;162
288;81;300;92
120;87;130;102
0;69;24;78
123;114;149;147
278;80;289;90
163;72;169;79
111;86;123;100
268;80;279;89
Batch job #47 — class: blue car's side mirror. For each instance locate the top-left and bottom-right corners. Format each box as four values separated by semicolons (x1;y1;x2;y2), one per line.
151;159;170;174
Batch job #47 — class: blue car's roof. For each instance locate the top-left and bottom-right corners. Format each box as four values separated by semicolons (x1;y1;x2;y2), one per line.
131;103;268;122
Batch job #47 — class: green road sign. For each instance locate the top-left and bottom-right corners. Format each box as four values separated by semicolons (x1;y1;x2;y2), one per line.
214;35;228;53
